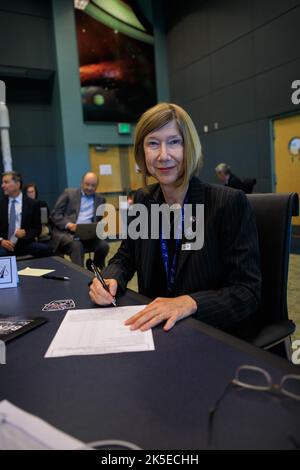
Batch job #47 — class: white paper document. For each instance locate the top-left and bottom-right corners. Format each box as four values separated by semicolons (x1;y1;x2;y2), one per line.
0;400;83;450
45;305;154;358
18;267;55;277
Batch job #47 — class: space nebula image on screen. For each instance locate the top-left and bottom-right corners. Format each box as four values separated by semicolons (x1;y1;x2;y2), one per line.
75;0;157;123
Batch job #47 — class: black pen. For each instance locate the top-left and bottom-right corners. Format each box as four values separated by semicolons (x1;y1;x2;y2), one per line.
42;275;70;281
90;262;117;307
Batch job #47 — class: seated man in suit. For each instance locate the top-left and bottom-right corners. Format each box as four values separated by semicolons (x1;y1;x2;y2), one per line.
215;163;245;191
51;172;109;268
0;171;52;258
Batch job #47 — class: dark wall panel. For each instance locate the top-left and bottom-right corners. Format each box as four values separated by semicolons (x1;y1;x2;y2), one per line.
9;105;58;206
11;146;58;208
169;69;187;105
10;106;54;147
168;20;189;73
209;79;256;128
254;7;300;74
211;35;254;90
209;0;253;51
252;0;300;27
184;96;212;132
0;10;54;70
255;119;272;184
0;0;58;207
0;0;51;17
182;7;210;66
167;0;210;72
167;0;300;190
185;57;211;102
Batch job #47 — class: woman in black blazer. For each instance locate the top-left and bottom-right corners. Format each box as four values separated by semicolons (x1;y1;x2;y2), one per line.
89;103;261;334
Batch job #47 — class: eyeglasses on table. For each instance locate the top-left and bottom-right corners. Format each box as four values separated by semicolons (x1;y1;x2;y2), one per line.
208;365;300;449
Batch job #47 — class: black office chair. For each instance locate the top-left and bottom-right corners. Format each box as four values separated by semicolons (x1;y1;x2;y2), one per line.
244;192;299;359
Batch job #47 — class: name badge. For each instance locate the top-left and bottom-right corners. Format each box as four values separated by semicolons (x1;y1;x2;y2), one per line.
182;243;192;251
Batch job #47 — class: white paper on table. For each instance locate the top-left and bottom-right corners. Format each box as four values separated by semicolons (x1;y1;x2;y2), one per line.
18;267;55;277
0;400;83;450
45;305;154;358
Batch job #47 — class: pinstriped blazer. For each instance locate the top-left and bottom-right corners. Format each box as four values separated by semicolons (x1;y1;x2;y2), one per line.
103;177;261;331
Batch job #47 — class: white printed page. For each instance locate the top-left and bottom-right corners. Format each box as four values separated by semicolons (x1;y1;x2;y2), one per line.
0;400;83;450
45;305;154;358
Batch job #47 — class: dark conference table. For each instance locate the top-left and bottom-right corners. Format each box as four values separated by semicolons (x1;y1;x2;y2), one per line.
0;256;299;450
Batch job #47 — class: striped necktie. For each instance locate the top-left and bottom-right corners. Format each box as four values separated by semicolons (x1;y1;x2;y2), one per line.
8;199;17;240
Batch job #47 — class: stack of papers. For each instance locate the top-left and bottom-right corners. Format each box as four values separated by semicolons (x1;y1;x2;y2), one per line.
18;267;55;277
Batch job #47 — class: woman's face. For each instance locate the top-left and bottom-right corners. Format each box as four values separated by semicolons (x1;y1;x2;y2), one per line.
143;120;184;187
26;186;36;199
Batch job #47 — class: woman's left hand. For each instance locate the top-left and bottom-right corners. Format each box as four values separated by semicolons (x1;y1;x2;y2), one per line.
124;295;198;332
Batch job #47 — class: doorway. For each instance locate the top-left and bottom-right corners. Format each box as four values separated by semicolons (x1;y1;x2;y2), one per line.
273;114;300;227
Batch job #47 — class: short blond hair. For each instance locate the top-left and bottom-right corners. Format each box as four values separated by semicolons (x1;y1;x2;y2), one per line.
134;103;203;189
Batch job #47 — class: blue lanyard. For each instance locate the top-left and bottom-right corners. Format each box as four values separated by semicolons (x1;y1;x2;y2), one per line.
159;198;187;292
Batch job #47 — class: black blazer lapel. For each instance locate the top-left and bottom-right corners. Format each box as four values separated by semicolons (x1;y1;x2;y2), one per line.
141;184;161;291
0;197;9;238
175;177;206;282
21;196;29;227
93;193;105;221
74;189;82;220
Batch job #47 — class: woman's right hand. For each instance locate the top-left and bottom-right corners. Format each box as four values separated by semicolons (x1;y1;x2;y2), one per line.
89;278;118;306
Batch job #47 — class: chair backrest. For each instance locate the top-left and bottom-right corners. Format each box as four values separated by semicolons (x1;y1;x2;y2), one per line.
40;206;49;224
242;178;256;194
39;206;51;241
246;193;299;325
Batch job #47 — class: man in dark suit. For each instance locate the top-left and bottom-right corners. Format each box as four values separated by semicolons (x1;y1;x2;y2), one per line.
215;163;245;191
0;171;51;258
51;172;109;268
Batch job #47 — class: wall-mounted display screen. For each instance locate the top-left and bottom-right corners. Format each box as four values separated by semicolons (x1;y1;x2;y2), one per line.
75;0;157;123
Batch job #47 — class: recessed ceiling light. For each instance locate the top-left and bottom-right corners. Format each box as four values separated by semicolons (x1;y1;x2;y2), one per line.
74;0;89;10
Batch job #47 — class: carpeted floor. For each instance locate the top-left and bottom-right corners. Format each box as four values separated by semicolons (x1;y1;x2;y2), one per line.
288;254;300;342
105;242;300;342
